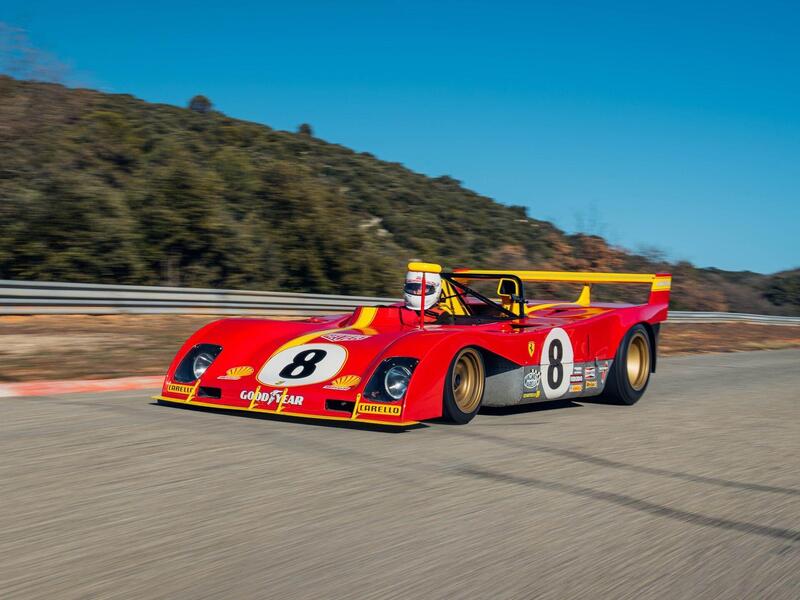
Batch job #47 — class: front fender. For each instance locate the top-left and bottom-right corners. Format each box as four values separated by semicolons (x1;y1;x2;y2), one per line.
390;329;520;421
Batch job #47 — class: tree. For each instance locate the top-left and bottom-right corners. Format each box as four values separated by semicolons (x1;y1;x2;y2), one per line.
297;123;313;136
188;95;212;114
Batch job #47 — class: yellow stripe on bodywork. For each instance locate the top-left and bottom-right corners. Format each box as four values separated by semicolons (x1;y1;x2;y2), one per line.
270;306;379;355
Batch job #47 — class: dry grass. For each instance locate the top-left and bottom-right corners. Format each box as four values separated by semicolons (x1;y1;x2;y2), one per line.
1;315;798;382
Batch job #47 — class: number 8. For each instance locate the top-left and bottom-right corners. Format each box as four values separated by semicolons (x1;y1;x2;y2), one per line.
540;328;574;399
547;339;563;388
279;349;327;379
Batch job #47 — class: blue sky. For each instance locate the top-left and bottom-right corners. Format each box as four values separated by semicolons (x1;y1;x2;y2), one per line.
3;0;798;273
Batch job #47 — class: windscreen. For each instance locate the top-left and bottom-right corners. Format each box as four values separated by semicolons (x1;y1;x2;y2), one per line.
444;275;519;322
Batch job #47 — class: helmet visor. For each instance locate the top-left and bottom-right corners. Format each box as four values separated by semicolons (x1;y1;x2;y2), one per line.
403;282;437;296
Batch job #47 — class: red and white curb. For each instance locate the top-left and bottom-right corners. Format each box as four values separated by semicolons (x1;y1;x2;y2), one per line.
0;376;165;398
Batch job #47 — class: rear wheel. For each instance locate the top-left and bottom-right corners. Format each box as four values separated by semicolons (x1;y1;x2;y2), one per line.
442;348;485;424
601;325;652;405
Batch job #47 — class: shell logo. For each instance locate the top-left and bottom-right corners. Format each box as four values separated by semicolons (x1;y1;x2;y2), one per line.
325;375;361;390
218;365;254;380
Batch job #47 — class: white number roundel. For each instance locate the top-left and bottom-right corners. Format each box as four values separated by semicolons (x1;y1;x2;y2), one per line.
257;343;347;387
540;328;574;399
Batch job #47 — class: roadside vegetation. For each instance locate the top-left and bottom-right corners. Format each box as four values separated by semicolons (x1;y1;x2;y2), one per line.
0;76;796;313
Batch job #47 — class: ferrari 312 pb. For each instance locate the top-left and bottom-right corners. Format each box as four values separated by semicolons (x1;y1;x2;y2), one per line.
155;262;671;425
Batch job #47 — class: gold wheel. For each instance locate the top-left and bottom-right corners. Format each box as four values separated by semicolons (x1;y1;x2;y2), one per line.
626;331;650;391
451;348;485;413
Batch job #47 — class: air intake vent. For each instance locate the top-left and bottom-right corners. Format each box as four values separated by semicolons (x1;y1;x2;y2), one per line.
198;386;222;399
325;400;355;414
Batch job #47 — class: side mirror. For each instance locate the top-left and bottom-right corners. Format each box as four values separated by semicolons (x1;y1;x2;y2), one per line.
497;278;520;297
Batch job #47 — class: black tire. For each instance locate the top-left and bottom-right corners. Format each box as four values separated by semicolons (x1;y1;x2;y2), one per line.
442;347;485;424
600;324;652;405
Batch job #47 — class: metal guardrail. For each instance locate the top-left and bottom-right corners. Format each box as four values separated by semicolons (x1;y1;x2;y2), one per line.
664;311;800;325
1;279;798;324
0;280;397;316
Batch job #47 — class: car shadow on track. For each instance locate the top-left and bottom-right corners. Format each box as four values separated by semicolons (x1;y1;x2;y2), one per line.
150;400;427;433
425;399;581;426
479;399;582;416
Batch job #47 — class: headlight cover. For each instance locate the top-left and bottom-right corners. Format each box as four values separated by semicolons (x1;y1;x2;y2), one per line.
384;365;412;400
192;352;216;379
173;344;223;383
364;357;418;402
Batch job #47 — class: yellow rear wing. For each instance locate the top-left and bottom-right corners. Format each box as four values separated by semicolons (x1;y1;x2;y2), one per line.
450;269;672;307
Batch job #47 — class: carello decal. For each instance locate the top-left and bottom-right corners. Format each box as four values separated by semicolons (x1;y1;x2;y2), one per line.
167;382;194;395
358;402;401;416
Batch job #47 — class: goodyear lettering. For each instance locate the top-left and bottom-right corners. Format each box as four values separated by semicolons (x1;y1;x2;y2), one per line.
239;388;304;406
358;402;401;416
167;383;194;395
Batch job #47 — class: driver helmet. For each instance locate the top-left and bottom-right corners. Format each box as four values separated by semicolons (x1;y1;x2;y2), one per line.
404;270;442;311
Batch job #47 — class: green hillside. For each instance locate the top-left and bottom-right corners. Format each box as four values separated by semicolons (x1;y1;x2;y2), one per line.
0;76;795;313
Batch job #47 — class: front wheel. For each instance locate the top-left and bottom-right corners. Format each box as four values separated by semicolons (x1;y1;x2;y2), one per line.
442;347;485;424
600;325;652;405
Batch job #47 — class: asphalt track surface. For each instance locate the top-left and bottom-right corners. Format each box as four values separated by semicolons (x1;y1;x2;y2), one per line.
1;350;798;599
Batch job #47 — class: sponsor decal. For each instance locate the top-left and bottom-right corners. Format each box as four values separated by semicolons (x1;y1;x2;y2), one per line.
527;341;536;357
523;368;541;390
584;366;596;380
324;374;361;391
570;374;583;384
358;402;401;416
167;382;194;395
572;366;583;375
599;361;611;383
240;388;304;407
569;383;583;393
522;391;541;399
540;328;575;399
218;365;254;380
321;332;369;342
585;380;598;389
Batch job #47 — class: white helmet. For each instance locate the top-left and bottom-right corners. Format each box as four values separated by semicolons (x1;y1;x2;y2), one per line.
404;270;442;311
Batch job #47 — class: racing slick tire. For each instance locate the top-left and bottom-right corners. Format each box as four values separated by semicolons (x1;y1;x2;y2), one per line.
442;347;486;424
600;324;652;405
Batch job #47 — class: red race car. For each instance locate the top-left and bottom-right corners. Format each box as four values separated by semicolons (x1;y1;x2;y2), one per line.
155;262;671;426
